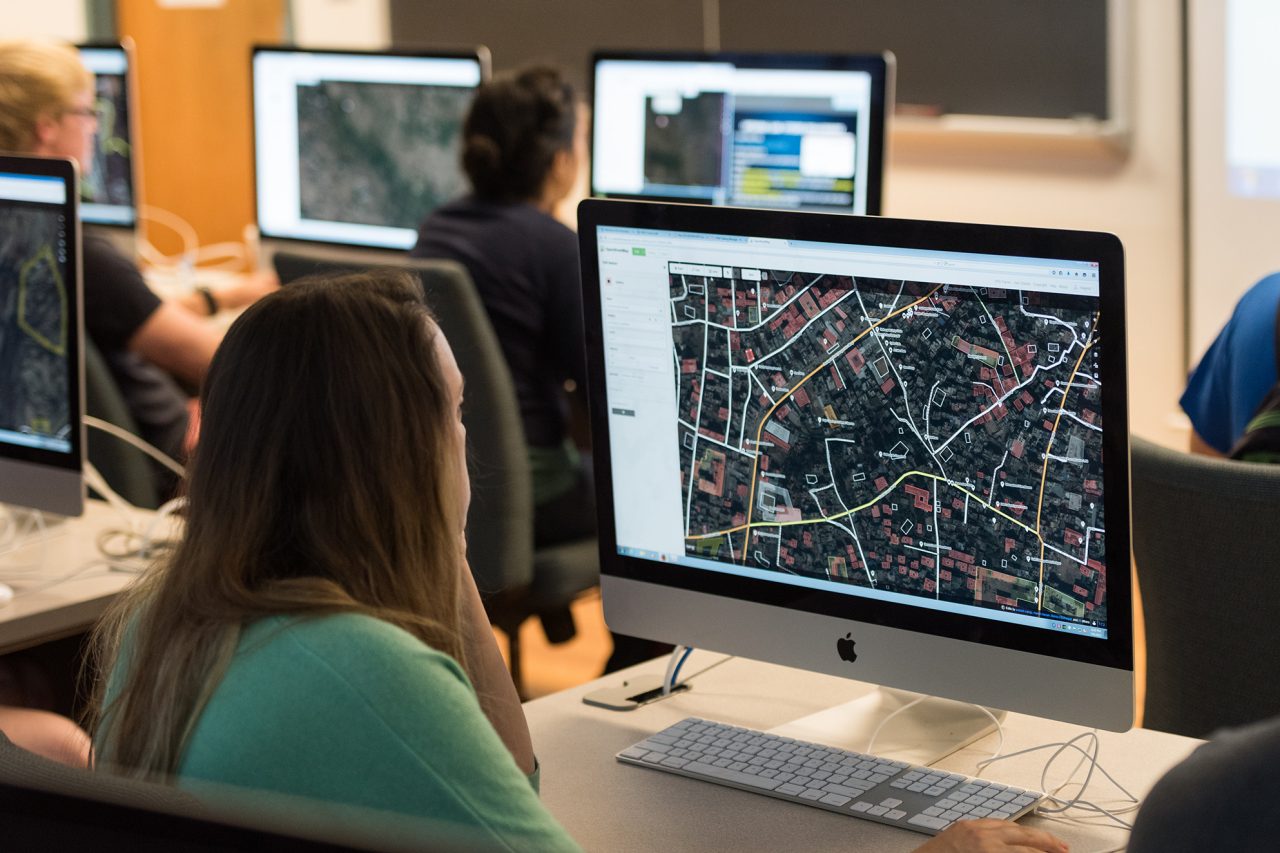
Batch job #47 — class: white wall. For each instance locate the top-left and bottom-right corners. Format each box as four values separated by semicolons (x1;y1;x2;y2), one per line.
3;0;87;40
290;0;389;49
883;0;1184;448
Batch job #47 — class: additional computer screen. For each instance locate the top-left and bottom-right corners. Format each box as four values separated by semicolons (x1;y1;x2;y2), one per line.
76;44;137;227
579;200;1132;729
591;52;890;215
0;156;83;516
253;47;488;251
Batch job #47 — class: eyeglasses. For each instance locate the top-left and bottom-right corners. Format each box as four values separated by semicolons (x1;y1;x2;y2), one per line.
61;106;101;121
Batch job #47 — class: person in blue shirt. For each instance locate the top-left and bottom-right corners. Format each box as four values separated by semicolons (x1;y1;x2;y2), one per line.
1180;272;1280;455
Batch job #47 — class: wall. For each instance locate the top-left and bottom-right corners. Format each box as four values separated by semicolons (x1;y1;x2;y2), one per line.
884;0;1185;447
290;0;388;49
5;0;87;39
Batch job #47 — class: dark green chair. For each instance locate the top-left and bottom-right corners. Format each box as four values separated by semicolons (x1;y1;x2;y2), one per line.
1130;436;1280;737
84;338;161;510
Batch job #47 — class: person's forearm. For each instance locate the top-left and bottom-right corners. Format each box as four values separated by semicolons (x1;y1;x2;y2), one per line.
459;564;537;774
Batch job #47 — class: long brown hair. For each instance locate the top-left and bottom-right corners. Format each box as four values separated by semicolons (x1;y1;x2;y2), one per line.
87;271;469;778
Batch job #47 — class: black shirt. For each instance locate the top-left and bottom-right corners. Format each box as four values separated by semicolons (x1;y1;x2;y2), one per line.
1128;716;1280;852
83;234;189;463
410;197;586;449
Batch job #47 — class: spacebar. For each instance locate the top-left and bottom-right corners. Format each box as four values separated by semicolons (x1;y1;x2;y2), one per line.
683;762;783;790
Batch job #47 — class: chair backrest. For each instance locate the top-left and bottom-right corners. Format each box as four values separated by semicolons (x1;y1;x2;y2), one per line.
84;336;161;510
1130;436;1280;737
272;251;534;594
0;732;476;851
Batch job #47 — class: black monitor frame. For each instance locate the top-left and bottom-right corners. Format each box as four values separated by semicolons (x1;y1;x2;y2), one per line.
74;39;141;229
578;198;1132;673
589;50;892;216
250;44;492;253
0;154;84;515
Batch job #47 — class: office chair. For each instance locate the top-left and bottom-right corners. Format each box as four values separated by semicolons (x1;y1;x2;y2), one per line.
0;731;480;851
272;251;599;694
85;337;162;510
1130;436;1280;737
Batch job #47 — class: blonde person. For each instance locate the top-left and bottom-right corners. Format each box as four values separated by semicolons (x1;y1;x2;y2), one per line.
0;38;275;481
88;271;1062;853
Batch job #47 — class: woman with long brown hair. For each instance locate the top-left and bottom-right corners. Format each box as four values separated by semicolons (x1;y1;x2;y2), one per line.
87;271;577;850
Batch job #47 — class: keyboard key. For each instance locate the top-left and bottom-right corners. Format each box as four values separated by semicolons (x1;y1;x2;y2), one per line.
937;799;958;809
777;783;805;796
885;809;907;821
660;757;690;768
850;801;872;812
925;786;946;796
970;807;992;818
869;773;890;783
880;798;903;808
866;805;890;816
821;794;851;807
823;784;863;798
799;789;825;801
923;807;943;817
682;761;783;791
909;814;951;831
619;747;649;760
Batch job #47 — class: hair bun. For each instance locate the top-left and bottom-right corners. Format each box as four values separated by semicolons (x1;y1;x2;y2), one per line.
462;133;503;186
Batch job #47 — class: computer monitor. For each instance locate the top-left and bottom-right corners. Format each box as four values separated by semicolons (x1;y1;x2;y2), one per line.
579;199;1133;748
75;42;139;228
252;46;490;252
590;52;892;215
0;155;84;517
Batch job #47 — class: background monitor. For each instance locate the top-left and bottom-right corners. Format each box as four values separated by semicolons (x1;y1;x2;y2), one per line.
590;52;891;216
578;199;1132;736
0;155;84;517
75;43;138;228
252;46;490;251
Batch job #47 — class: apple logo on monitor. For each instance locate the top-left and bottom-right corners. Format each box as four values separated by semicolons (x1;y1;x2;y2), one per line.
837;633;858;663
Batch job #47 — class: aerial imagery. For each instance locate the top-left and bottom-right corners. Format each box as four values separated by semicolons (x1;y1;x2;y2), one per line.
0;208;71;448
296;79;472;229
671;263;1107;628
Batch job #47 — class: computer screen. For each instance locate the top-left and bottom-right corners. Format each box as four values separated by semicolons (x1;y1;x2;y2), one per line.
579;199;1132;731
253;46;489;251
0;156;84;516
76;43;137;228
591;52;891;215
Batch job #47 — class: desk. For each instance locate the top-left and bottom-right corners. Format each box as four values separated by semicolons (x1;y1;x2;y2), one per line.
0;501;142;655
526;655;1201;853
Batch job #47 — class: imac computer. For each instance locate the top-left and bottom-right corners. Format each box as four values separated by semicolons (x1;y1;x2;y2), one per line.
578;199;1133;758
75;42;139;229
0;155;85;518
591;52;892;215
252;46;490;252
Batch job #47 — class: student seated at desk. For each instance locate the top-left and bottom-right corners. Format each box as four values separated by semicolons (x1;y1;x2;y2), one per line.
0;39;276;475
84;271;1064;853
1181;272;1280;456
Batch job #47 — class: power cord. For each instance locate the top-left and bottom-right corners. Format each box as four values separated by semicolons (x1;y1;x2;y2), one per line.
975;730;1140;832
83;416;185;480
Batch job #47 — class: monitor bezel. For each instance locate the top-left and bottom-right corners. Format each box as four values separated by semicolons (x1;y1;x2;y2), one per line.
74;40;140;230
588;50;892;217
0;155;84;515
578;198;1133;673
249;44;492;252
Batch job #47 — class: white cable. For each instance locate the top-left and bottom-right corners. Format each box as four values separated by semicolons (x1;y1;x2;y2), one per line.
84;416;186;479
975;731;1139;831
866;696;927;755
662;645;690;696
84;461;139;533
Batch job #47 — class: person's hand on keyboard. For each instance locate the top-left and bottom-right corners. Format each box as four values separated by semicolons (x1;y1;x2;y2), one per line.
915;819;1067;853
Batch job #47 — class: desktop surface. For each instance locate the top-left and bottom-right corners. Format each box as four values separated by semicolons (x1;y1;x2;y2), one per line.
524;655;1196;852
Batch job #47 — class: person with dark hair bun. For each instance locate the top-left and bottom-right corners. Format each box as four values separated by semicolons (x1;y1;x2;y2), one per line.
411;67;591;552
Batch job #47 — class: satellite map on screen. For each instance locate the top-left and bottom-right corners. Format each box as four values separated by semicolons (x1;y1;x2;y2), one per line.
82;72;134;210
670;263;1108;629
643;91;727;189
0;208;71;451
297;79;473;230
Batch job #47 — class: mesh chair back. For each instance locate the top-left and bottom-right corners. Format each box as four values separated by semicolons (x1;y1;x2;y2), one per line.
85;337;161;510
1130;436;1280;737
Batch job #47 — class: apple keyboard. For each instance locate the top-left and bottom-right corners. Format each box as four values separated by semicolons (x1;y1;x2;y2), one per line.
618;717;1044;835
